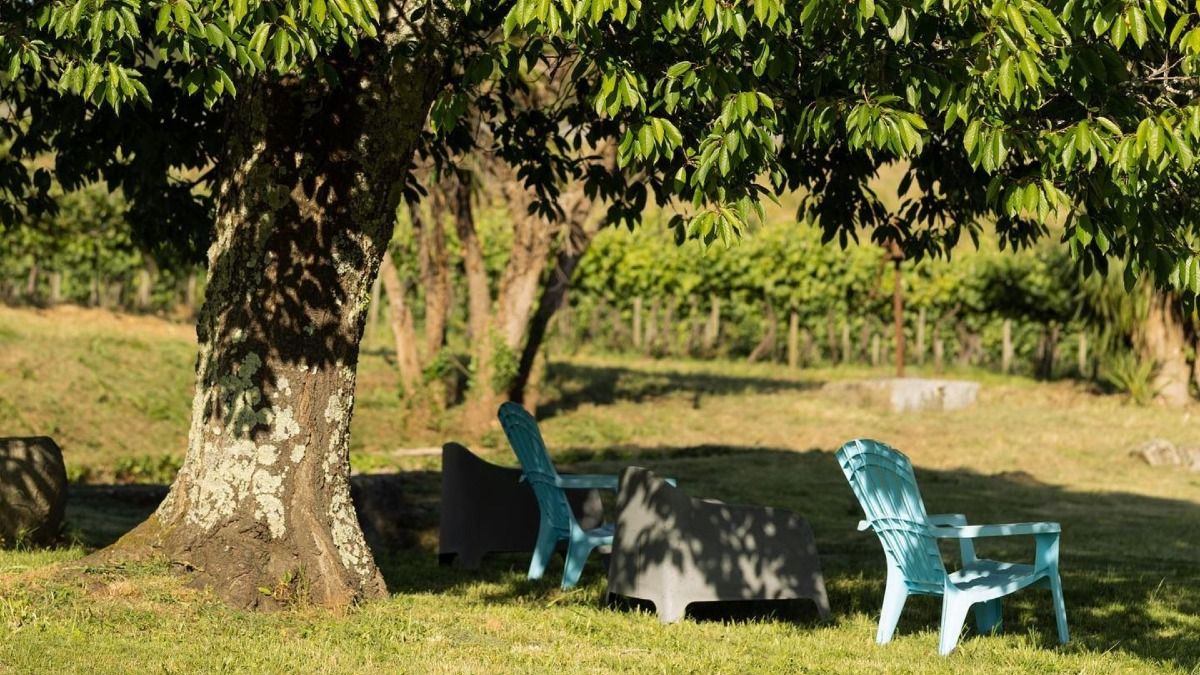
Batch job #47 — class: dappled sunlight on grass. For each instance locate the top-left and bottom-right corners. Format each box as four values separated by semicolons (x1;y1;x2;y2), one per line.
2;308;1200;671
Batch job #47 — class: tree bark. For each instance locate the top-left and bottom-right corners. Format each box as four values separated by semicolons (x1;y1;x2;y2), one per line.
365;274;382;345
1036;323;1059;380
841;322;852;365
747;302;778;363
703;294;721;354
25;261;39;301
1138;291;1191;407
48;271;62;305
136;268;153;311
104;44;443;609
632;296;644;350
378;252;423;396
409;200;451;359
460;165;562;430
916;307;926;364
825;312;838;364
645;297;660;354
933;335;945;374
508;207;598;404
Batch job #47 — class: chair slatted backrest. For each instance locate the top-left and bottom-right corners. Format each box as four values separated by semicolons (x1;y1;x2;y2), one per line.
836;439;946;593
498;402;574;532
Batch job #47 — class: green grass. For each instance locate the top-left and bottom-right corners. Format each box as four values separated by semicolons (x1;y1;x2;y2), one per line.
1;305;1200;672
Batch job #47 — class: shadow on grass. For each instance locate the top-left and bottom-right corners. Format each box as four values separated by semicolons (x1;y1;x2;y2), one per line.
537;362;823;418
63;444;1200;669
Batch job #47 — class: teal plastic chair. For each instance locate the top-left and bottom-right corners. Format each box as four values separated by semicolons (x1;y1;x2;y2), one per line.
498;402;617;589
836;439;1068;655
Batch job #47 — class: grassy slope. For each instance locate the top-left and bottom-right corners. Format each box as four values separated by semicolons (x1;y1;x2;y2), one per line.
1;305;1199;673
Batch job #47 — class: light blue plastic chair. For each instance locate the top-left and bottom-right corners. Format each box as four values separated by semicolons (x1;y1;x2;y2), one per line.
836;439;1068;655
498;402;617;589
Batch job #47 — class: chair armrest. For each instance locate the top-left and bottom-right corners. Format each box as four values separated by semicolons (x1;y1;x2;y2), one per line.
925;514;976;564
930;522;1061;539
926;513;969;527
554;474;619;491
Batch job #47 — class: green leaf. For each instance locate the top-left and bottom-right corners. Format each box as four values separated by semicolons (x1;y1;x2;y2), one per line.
963;118;981;154
1130;6;1148;47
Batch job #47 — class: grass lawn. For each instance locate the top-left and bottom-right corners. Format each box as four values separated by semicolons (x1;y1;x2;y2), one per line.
1;305;1199;673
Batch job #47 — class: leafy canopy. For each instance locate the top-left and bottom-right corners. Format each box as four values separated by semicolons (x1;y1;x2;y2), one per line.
4;0;1200;293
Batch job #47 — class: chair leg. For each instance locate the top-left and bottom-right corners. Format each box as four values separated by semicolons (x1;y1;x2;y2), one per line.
876;571;908;644
528;521;559;581
975;598;1003;635
656;596;686;624
561;537;594;589
938;593;971;656
1049;571;1069;644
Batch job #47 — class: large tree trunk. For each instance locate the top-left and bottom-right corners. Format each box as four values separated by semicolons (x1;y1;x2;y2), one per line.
1138;291;1191;407
104;45;442;609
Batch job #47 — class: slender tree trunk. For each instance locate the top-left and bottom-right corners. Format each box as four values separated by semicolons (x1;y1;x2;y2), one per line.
509;212;597;404
747;302;777;363
703;294;721;354
825;313;839;364
1036;323;1060;380
858;322;872;364
25;262;39;301
801;328;815;365
645;298;660;354
916;306;927;364
933;337;945;374
787;310;800;369
48;272;62;305
632;296;644;350
104;43;443;609
410;201;451;359
378;253;422;396
461;167;559;430
870;333;881;368
136;268;153;311
662;298;677;356
841;322;852;365
1001;319;1014;374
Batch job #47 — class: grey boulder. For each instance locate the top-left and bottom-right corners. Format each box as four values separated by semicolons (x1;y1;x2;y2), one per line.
0;437;68;546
